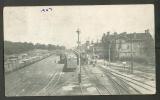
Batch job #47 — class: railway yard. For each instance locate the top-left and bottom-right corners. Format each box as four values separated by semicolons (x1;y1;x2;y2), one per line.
5;51;155;96
3;5;156;96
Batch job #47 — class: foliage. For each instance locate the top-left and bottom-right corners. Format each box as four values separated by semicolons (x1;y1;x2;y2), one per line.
4;41;65;55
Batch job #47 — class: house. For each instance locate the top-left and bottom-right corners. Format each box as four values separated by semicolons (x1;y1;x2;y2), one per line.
101;29;155;63
116;30;154;61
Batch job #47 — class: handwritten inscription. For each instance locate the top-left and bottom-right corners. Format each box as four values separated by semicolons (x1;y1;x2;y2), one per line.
41;8;52;12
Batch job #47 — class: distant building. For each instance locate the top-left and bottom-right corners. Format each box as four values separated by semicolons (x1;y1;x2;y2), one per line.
79;40;104;59
92;42;104;59
101;29;155;63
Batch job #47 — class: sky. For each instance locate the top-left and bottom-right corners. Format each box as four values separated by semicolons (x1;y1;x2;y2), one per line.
4;5;154;48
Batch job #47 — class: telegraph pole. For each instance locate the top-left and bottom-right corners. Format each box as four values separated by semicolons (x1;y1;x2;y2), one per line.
91;41;96;67
76;28;81;83
108;42;111;67
130;36;133;73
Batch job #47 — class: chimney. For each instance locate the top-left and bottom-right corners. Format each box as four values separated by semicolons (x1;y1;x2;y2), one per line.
145;29;149;34
86;41;90;46
114;32;117;36
133;32;136;38
107;31;110;36
123;32;127;34
114;32;118;40
121;32;127;35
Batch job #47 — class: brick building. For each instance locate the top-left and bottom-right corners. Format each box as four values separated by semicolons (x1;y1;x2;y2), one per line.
101;30;155;63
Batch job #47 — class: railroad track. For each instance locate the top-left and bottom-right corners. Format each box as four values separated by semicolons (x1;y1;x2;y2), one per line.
110;72;142;94
93;66;129;95
47;72;63;96
108;64;155;80
94;82;112;95
99;66;154;94
99;64;155;88
35;71;62;96
34;72;58;95
93;72;112;95
106;76;127;94
50;72;79;95
82;66;111;95
110;68;154;89
102;68;141;94
50;71;86;96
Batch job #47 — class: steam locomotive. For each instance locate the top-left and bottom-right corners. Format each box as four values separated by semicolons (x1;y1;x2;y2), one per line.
59;51;88;72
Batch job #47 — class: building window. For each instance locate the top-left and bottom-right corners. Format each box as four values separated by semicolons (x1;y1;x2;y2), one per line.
118;40;122;49
127;45;129;49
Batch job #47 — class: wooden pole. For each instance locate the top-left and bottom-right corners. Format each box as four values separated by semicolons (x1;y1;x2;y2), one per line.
130;36;133;73
77;29;81;83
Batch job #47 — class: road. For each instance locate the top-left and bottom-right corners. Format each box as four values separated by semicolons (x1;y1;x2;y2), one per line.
5;54;155;96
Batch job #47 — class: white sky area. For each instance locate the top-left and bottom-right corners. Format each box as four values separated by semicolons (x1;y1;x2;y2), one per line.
4;5;154;49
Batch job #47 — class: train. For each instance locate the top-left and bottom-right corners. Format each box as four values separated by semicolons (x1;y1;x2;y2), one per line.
59;51;89;72
60;52;78;72
59;54;66;64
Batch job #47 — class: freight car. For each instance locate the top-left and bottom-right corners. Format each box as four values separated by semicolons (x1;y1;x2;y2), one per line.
62;52;78;72
59;54;66;64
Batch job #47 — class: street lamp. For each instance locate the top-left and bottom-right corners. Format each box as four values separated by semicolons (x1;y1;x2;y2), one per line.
76;28;81;83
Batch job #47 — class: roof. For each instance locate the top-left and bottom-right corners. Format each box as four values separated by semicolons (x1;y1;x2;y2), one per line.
105;32;153;42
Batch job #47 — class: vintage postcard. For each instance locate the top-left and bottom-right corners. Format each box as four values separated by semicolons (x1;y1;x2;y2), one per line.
3;5;155;96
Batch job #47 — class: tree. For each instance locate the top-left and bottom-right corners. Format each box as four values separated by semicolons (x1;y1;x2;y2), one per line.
4;41;66;55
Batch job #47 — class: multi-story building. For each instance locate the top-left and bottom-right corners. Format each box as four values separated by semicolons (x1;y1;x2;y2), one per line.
101;29;155;63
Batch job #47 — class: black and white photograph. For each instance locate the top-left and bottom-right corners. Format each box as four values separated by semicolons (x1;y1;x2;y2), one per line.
3;5;155;96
